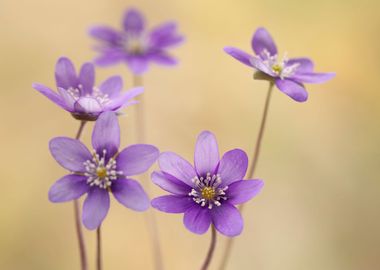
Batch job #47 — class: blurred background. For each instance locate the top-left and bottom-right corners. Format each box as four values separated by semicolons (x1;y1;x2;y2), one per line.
1;0;380;269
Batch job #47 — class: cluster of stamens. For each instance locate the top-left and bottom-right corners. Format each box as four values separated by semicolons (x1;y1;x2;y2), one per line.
124;34;147;55
83;149;123;189
260;49;300;79
188;173;228;209
66;84;111;107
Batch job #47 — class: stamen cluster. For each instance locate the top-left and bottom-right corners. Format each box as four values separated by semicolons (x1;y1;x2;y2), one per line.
260;49;300;79
66;84;111;106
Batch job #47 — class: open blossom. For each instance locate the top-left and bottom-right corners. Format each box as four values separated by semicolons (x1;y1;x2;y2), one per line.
33;57;143;121
151;131;264;237
89;8;184;75
224;27;335;102
48;112;159;230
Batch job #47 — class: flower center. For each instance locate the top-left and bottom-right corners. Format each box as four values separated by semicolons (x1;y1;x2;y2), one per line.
125;35;146;55
84;149;123;189
65;85;111;107
271;64;283;74
260;50;300;79
189;173;228;209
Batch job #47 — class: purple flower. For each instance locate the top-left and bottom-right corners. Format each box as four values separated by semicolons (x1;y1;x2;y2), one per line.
33;57;143;121
151;131;264;237
89;8;184;75
224;27;335;102
48;112;159;230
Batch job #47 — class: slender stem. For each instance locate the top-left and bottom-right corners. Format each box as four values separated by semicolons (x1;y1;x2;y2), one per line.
96;226;102;270
133;75;164;270
201;226;217;270
73;121;88;270
218;82;274;270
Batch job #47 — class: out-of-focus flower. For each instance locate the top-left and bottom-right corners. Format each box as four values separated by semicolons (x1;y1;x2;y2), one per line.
48;112;159;230
89;8;184;75
151;131;264;237
33;57;143;121
224;27;335;102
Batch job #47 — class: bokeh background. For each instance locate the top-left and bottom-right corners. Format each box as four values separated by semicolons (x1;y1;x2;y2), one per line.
1;0;380;269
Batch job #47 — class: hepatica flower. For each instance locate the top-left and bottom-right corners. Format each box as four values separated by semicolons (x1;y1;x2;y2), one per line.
33;57;143;121
48;112;159;229
151;131;264;237
224;27;335;102
89;8;184;75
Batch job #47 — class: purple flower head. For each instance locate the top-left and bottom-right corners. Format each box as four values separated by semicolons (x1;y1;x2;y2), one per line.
89;8;185;75
33;57;143;121
48;112;159;230
224;27;335;102
151;131;264;237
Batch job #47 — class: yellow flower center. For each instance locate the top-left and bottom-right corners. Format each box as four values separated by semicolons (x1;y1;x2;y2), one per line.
96;167;107;178
201;187;216;200
127;39;144;54
272;64;283;74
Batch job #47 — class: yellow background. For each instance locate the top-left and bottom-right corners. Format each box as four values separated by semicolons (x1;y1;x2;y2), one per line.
1;0;379;269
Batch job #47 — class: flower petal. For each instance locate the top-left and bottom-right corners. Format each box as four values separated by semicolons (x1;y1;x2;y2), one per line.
94;50;125;66
251;27;277;57
116;144;159;176
32;83;67;109
57;88;75;111
74;97;102;114
89;26;123;44
103;87;144;111
122;9;145;34
92;111;120;158
291;72;336;84
227;179;264;205
126;56;149;75
82;188;110;230
55;57;78;89
211;203;243;237
149;53;178;66
287;58;314;73
249;56;276;76
151;171;190;195
275;79;308;102
112;178;149;211
223;46;254;68
99;76;123;98
79;63;95;95
194;131;220;176
183;205;211;234
149;22;184;48
49;137;92;172
151;195;193;213
217;149;248;186
48;174;89;202
159;152;197;187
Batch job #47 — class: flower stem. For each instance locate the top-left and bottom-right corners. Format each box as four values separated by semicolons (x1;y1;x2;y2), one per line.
201;226;217;270
133;75;164;270
218;82;274;270
74;120;88;270
97;226;102;270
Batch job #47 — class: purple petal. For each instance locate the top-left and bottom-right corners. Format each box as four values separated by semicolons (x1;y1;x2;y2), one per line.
149;53;178;66
92;111;120;158
290;72;336;84
49;137;92;172
183;205;211;234
74;97;102;114
57;88;75;111
159;152;197;187
32;83;67;109
287;58;314;73
223;47;253;67
217;149;248;186
227;179;264;205
249;56;276;76
103;87;144;111
48;174;89;202
82;188;110;230
275;79;308;102
251;27;277;57
99;76;123;98
122;9;145;34
151;195;193;213
55;57;78;89
89;26;123;44
126;56;149;75
194;131;220;176
116;144;159;176
112;178;149;211
151;171;190;195
211;203;243;237
149;22;184;48
94;50;125;66
78;63;95;95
